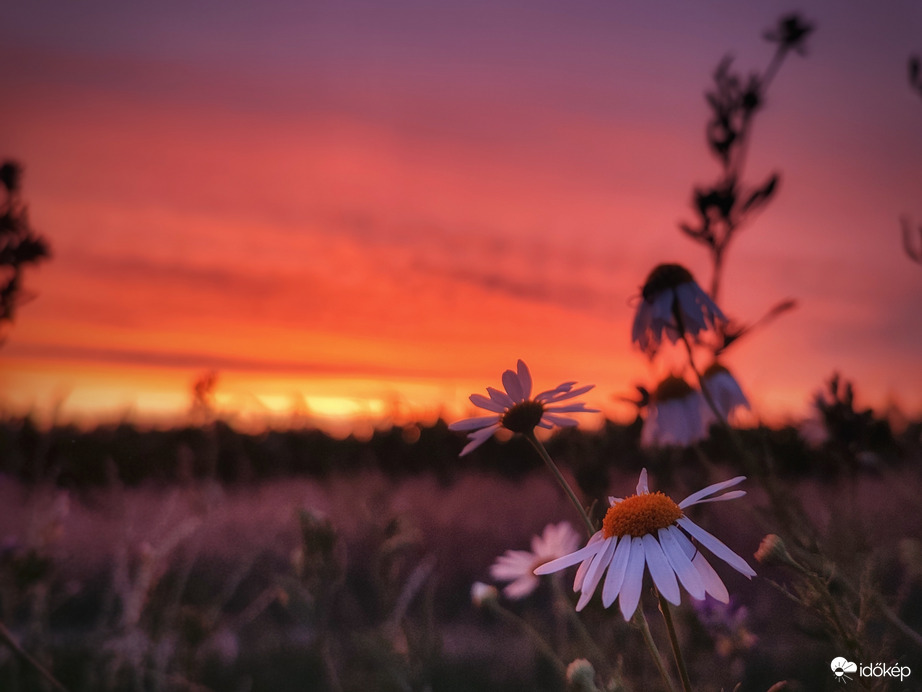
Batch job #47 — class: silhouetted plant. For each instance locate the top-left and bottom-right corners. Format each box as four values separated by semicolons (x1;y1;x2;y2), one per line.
678;13;812;351
812;372;896;471
901;215;922;266
0;160;51;341
902;56;922;266
909;54;922;100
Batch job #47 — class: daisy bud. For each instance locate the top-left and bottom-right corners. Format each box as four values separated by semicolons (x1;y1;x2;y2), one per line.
470;581;498;608
754;534;795;567
566;659;600;692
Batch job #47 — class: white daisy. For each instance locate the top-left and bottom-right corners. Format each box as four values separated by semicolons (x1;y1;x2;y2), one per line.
641;376;707;448
449;359;598;456
632;263;725;356
490;521;582;599
701;363;750;424
535;469;755;620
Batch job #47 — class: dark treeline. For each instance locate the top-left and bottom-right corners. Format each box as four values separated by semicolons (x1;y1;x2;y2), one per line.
0;403;915;493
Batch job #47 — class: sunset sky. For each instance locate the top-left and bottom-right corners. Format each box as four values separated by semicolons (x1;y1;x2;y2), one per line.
1;1;921;431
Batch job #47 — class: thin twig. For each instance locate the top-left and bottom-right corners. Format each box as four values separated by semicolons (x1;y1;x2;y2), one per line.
525;431;596;536
0;620;70;692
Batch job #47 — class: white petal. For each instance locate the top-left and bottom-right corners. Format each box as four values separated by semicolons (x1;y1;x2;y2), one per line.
502;575;539;600
535;521;580;558
499;575;537;599
502;369;525;402
693;552;729;603
490;551;534;580
545;402;599;414
573;532;605;591
459;424;500;456
679;476;746;508
636;468;649;495
642;534;680;605
449;415;500;431
535;382;577;400
631;302;652;346
541;383;595;403
676;284;708;333
659;527;705;600
687;490;747;506
576;538;616;611
468;393;507;413
541;413;579;428
534;532;604;575
677;518;756;578
602;535;632;607
671;524;696;555
486;387;515;408
650;289;675;325
699;288;726;322
515;360;533;399
618;537;647;621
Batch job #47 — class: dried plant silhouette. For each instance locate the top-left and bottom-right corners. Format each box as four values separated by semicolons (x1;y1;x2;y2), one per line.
0;160;51;343
902;55;922;266
678;14;812;354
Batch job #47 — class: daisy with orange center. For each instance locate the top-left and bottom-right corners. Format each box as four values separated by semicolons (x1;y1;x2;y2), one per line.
449;359;598;456
535;469;755;620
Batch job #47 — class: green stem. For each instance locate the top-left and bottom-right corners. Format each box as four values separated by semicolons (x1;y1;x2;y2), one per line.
656;590;693;692
525;431;595;536
632;607;678;692
487;600;568;680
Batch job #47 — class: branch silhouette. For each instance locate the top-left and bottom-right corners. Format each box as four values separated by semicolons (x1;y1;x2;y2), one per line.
0;160;51;343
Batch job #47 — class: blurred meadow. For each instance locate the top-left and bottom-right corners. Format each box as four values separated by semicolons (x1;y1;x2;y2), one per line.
2;1;922;691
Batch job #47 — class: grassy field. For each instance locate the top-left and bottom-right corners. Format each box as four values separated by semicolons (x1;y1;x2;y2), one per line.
1;415;921;691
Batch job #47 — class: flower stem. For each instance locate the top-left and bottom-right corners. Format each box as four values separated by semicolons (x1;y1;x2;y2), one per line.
486;599;568;680
0;620;69;692
632;607;678;692
678;331;726;431
524;431;595;536
656;590;693;692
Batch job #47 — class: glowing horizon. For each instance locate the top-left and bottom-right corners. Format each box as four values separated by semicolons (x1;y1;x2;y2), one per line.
2;1;921;432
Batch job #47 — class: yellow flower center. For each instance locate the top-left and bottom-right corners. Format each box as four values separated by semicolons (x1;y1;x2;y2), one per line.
602;492;683;538
501;400;545;434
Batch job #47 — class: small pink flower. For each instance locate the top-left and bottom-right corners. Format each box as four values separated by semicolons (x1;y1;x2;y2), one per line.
490;522;582;599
